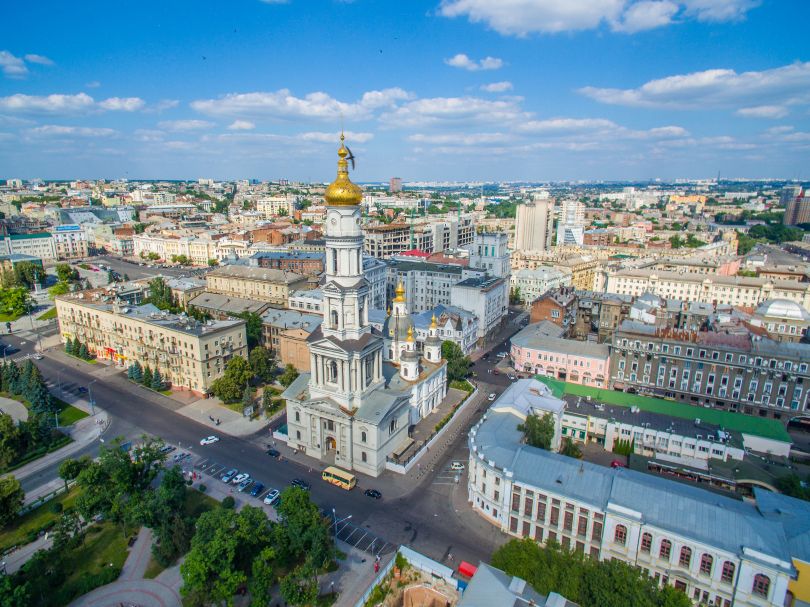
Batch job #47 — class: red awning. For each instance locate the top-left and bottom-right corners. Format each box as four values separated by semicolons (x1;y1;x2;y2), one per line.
458;561;477;578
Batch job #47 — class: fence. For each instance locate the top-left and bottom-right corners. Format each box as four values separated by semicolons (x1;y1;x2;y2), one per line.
17;479;76;517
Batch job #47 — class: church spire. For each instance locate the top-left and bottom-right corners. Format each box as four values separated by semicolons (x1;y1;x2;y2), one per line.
324;133;362;206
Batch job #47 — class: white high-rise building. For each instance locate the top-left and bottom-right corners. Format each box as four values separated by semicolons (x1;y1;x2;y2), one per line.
515;197;554;252
468;232;510;278
556;199;585;246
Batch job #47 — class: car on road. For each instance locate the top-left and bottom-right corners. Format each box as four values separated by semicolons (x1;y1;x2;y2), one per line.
610;460;626;468
159;445;176;454
32;353;43;360
450;462;465;471
487;393;496;401
492;369;499;376
290;478;311;491
364;489;382;499
266;448;281;458
221;468;238;483
507;374;516;381
496;352;508;358
231;473;250;485
199;435;220;446
237;478;252;492
482;353;490;360
263;489;280;505
78;386;88;393
250;482;265;497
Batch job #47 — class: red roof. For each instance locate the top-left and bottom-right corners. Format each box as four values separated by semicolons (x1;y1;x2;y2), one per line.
458;561;477;578
400;249;431;258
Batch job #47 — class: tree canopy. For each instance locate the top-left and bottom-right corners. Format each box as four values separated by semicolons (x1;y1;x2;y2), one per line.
442;340;472;381
518;412;555;450
210;356;253;403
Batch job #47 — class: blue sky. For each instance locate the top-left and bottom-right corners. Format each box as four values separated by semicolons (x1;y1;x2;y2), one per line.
1;0;809;182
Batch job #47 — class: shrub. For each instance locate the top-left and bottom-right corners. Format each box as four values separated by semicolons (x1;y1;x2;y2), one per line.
50;502;64;514
222;496;235;509
198;484;206;493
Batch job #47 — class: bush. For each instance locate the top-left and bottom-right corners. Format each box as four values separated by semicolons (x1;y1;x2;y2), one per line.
222;496;235;509
198;484;206;493
50;502;64;514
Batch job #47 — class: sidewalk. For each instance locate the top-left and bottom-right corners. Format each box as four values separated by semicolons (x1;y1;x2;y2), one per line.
329;540;394;607
3;533;53;575
175;397;271;438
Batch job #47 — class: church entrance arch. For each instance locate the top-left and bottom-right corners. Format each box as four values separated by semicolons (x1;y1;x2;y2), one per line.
325;436;337;451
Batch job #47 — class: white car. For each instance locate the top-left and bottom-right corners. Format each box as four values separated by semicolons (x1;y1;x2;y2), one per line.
264;489;280;505
496;352;508;358
32;353;43;360
450;462;465;471
487;393;496;401
231;473;250;485
199;435;220;446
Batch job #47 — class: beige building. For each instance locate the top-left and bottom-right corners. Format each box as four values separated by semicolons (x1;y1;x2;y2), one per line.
515;198;554;252
133;234;219;265
55;293;247;394
51;225;89;260
206;265;309;306
256;195;296;218
601;268;810;308
556;256;599;291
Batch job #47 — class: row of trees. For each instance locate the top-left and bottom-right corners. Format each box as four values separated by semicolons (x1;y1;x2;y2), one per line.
0;261;46;290
65;337;94;361
127;361;168;391
209;349;299;404
180;486;334;607
492;539;691;607
49;263;83;299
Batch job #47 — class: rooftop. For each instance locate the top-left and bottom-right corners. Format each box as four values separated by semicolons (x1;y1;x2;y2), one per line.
187;291;269;315
206;264;306;284
512;327;608;359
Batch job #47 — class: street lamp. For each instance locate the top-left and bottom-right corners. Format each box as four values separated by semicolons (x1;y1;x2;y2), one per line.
87;379;97;415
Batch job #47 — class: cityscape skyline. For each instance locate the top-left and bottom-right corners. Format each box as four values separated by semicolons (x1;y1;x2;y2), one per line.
1;0;809;181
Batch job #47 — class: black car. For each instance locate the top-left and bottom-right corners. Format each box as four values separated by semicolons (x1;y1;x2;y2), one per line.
364;489;382;500
266;448;281;458
290;478;311;491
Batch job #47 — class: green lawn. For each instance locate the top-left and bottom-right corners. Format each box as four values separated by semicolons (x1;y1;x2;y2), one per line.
52;396;89;425
37;308;58;321
0;311;23;322
0;486;81;552
535;376;792;443
65;352;98;364
57;522;132;602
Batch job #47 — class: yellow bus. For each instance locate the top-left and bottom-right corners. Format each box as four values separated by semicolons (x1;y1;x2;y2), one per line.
322;466;357;490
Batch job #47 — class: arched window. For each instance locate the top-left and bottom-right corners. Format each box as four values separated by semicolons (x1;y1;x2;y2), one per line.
294;410;300;422
389;418;397;435
640;533;652;553
361;431;367;443
721;561;735;584
678;546;692;568
752;574;770;597
659;539;672;560
361;451;367;462
331;309;339;329
613;524;627;546
328;360;338;383
699;554;713;576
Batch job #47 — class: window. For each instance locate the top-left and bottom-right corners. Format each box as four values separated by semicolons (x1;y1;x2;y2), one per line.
295;411;300;422
679;546;692;568
361;451;367;462
361;431;367;443
614;524;627;546
641;532;652;553
564;511;573;532
699;554;713;576
721;561;735;584
752;574;770;598
659;539;672;560
328;360;338;383
591;520;602;542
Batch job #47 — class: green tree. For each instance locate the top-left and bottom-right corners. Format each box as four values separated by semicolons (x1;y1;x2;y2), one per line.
518;412;555;450
58;457;89;492
49;281;71;298
0;575;30;607
234;311;263;350
55;263;79;283
669;235;684;249
280;563;319;607
208;258;219;266
13;262;46;289
151;368;164;390
146;277;176;311
77;342;90;360
442;340;472;381
249;546;276;607
143;366;153;388
278;363;300;388
249;346;275;382
0;287;29;318
0;475;25;526
0;413;22;469
560;438;583;459
275;486;333;568
775;474;810;501
509;286;522;305
211;356;253;403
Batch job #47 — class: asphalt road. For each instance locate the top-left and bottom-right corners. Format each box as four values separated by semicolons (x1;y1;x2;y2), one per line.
90;255;207;281
3;317;526;567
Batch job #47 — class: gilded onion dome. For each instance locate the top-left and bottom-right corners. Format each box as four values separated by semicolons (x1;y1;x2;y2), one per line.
324;133;363;206
393;281;406;303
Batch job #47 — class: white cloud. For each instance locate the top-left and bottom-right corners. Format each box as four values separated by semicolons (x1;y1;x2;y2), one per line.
437;0;758;35
736;105;788;119
299;131;374;143
0;51;28;78
24;54;54;66
614;1;679;33
445;53;504;71
579;61;810;110
133;129;165;142
28;125;117;137
380;95;528;128
158;119;215;131
481;81;513;93
408;132;512;145
519;117;619;133
228;120;256;130
0;93;95;113
191;87;412;120
86;81;101;89
99;97;145;111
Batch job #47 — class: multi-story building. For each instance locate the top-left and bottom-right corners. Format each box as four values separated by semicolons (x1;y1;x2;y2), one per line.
556;199;585;246
0;233;56;260
288;288;324;315
751;299;810;343
529;286;578;330
468;380;802;607
50;224;88;260
250;251;324;275
140;204;197;219
133;234;219;265
555;256;599;291
602;268;810;309
515;197;554;252
510;267;572;305
54;294;247;394
205;265;310;306
260;308;322;371
256;195;296;218
451;275;508;341
386;259;474;311
784;189;809;226
363;255;388;310
389;177;402;193
610;320;810;421
363;215;475;258
467;231;510;278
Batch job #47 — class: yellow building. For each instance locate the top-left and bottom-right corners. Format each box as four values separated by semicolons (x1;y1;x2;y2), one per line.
556;255;599;290
205;265;310;306
55;292;247;394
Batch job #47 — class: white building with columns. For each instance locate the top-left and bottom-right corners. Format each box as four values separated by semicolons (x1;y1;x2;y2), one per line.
283;137;448;477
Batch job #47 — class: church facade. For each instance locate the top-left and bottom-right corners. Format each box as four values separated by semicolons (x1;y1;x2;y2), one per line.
283;136;448;477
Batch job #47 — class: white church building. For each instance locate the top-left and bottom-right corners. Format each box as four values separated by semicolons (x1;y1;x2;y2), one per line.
283;136;448;477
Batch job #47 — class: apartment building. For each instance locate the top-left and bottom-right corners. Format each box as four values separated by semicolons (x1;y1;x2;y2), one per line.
751;299;810;343
50;224;88;259
205;265;310;306
515;198;554;251
288;288;324;315
256;195;295;218
451;275;508;341
467;231;510;278
363;215;475;259
133;234;219;265
0;233;56;260
260;308;322;371
468;380;801;607
54;294;247;394
510;267;572;305
610;321;810;420
250;251;324;275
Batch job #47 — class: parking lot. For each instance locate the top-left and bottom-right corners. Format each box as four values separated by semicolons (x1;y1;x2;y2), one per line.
333;518;395;557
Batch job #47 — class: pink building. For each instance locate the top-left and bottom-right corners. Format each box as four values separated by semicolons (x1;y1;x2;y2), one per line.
510;329;610;388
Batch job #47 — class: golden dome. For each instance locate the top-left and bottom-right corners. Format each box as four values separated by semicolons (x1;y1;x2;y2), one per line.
406;326;415;342
430;314;437;329
324;133;363;206
393;281;406;303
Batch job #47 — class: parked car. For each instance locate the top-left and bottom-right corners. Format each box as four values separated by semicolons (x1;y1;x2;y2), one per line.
221;468;238;483
263;489;280;505
231;473;250;485
450;462;465;471
159;445;176;454
237;478;252;492
496;352;508;358
487;393;496;401
250;482;265;498
266;448;281;458
199;435;219;446
364;489;382;500
290;478;311;491
610;460;626;469
507;375;516;381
